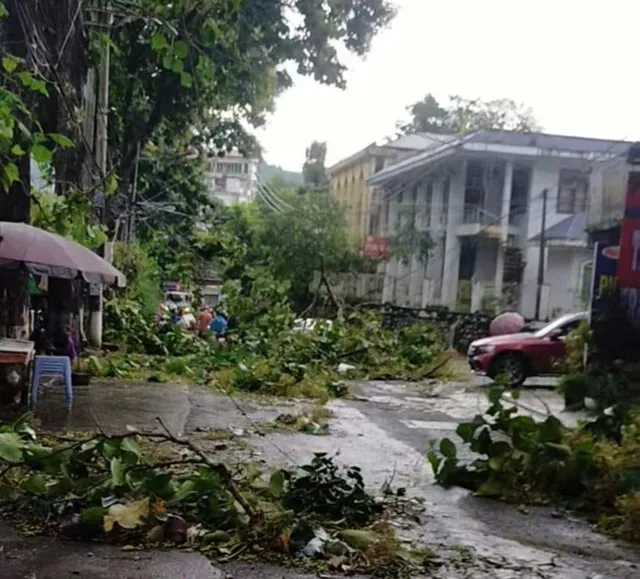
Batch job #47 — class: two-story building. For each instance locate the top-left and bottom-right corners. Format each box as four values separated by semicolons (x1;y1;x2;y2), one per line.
368;130;630;319
328;134;454;245
205;153;258;205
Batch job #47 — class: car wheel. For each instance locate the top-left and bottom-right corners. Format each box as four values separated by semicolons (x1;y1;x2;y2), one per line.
490;353;527;387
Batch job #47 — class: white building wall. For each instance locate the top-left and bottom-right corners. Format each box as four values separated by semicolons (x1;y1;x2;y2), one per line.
377;155;596;316
544;246;592;319
205;154;258;205
521;157;593;318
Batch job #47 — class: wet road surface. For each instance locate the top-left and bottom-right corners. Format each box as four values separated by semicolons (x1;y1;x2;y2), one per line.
3;378;640;578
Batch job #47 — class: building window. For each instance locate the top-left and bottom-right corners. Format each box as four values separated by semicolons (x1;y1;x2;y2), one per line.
214;177;227;189
441;176;450;225
424;181;433;228
557;169;588;214
374;157;384;173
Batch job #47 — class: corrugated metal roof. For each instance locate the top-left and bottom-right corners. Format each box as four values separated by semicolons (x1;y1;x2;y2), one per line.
529;211;588;242
466;131;630;156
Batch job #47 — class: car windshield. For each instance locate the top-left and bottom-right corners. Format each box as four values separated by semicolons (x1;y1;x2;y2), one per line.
534;313;585;338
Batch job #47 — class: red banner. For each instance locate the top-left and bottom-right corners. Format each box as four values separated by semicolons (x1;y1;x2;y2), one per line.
617;171;640;287
362;236;390;259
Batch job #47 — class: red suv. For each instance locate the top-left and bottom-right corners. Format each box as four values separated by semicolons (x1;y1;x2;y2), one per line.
468;312;587;386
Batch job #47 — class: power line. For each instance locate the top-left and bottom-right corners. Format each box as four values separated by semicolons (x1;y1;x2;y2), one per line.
254;172;293;211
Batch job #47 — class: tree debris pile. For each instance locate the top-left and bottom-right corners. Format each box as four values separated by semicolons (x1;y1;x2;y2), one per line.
365;303;491;353
100;305;453;396
428;387;640;542
0;420;432;576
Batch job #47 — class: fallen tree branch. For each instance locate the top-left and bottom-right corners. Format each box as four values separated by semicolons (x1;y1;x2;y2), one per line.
154;417;257;519
422;354;454;379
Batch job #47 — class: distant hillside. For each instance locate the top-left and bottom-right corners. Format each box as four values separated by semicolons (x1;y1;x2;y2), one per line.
258;162;303;187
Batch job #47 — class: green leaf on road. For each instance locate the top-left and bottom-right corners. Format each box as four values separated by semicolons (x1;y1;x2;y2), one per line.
110;457;125;487
269;469;285;497
439;437;457;459
22;474;46;495
456;422;475;443
121;436;142;458
0;431;25;462
151;33;167;51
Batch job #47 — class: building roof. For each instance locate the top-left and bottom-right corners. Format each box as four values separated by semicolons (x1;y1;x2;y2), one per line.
529;211;588;243
382;132;456;150
464;131;630;156
327;133;454;175
368;130;631;186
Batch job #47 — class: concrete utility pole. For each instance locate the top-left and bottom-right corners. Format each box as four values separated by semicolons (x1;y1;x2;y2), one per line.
89;2;112;347
534;188;548;320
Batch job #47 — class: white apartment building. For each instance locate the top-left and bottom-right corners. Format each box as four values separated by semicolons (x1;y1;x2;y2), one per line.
367;131;630;320
204;153;258;205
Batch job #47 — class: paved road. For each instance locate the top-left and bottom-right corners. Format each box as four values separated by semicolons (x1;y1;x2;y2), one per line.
3;378;640;578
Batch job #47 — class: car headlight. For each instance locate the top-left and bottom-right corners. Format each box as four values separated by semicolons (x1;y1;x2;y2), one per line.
470;344;494;356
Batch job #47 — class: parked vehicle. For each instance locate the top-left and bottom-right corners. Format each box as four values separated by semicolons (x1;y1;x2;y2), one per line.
467;312;588;386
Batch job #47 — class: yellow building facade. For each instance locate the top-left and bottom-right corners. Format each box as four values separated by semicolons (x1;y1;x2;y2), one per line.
328;144;385;245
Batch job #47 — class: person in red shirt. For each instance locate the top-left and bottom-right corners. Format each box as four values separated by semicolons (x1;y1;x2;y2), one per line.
198;306;213;336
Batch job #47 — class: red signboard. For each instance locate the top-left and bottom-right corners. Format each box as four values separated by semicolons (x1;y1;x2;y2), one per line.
617;171;640;287
362;235;390;259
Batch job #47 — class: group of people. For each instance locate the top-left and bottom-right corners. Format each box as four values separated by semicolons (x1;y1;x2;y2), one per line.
170;305;228;338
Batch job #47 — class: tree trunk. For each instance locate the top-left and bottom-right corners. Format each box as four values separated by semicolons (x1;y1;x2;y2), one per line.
0;154;31;339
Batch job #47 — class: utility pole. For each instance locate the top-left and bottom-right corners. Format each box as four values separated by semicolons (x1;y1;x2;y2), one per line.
534;188;548;320
89;2;112;347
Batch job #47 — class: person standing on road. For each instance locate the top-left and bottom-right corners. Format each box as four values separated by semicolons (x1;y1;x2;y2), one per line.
178;307;196;331
198;306;213;336
209;309;228;338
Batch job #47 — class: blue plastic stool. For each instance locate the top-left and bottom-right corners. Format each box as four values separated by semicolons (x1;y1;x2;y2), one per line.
31;356;73;407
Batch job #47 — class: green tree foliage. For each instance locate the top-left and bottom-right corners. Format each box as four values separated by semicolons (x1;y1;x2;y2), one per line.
112;243;162;318
30;190;107;251
256;191;365;307
302;141;330;190
398;93;540;136
106;0;395;219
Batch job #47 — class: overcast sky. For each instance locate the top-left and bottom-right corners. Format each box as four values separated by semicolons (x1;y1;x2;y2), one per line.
256;0;640;172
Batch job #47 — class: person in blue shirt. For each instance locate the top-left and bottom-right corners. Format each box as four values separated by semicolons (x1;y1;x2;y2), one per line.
209;310;228;338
